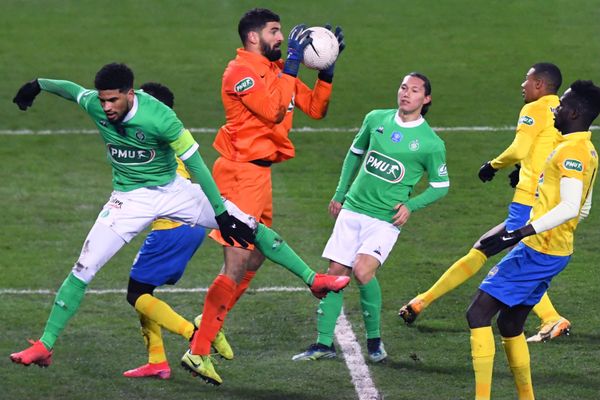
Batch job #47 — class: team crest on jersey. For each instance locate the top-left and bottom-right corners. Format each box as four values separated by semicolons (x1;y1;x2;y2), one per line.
409;139;420;151
376;126;384;134
487;266;498;278
518;115;535;126
364;150;405;183
107;144;155;165
135;129;145;141
563;159;583;172
391;131;403;143
234;77;255;93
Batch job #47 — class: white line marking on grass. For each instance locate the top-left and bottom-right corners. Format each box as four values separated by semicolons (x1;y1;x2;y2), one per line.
0;286;306;295
335;310;381;400
5;126;599;136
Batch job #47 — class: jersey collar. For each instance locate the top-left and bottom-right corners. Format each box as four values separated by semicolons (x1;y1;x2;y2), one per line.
562;130;592;141
395;112;425;128
122;94;139;123
237;48;277;75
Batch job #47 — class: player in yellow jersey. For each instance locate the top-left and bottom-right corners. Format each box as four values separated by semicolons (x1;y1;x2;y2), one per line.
399;63;571;341
122;83;231;379
466;79;599;400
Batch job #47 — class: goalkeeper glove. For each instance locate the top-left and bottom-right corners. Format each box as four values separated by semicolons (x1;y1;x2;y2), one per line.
318;24;346;83
478;161;497;182
283;24;312;77
13;79;41;111
479;224;535;257
215;211;255;248
508;164;521;188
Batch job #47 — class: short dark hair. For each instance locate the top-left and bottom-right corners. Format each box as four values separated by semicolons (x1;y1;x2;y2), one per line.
408;72;432;116
238;8;280;45
532;62;562;94
140;82;174;109
94;63;134;92
568;80;600;126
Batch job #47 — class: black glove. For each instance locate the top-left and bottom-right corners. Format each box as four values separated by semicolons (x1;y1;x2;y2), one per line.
318;24;345;83
479;224;536;257
508;164;521;188
13;79;41;111
215;211;255;248
283;24;312;77
478;161;497;182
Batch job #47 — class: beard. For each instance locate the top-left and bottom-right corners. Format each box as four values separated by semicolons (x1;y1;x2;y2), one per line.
260;40;281;62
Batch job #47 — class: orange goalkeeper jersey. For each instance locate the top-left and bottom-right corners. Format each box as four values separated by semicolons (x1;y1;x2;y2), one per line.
213;48;333;163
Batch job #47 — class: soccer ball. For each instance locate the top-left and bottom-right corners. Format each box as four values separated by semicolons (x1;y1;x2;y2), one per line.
302;27;339;70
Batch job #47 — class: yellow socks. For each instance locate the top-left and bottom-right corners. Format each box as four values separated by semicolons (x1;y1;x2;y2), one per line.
421;248;487;306
470;326;495;400
138;312;167;364
532;292;561;324
134;294;195;340
502;334;534;400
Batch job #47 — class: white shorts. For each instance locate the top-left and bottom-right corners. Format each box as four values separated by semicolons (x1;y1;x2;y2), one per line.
72;176;257;283
322;208;400;267
95;175;256;243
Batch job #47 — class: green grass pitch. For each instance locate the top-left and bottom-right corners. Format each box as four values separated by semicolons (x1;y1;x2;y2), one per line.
1;1;599;399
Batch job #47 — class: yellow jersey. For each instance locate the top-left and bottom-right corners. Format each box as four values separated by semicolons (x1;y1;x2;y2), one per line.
151;157;191;230
524;131;598;256
490;95;562;206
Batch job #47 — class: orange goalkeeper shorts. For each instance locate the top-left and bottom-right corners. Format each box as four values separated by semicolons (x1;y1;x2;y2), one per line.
209;157;273;248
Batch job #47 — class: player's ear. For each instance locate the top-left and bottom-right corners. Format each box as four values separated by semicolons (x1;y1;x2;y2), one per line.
247;30;260;46
126;88;135;102
534;77;544;90
423;95;432;106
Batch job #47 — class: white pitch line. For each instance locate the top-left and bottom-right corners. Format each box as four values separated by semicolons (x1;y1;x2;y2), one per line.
335;310;381;400
1;125;598;136
0;286;306;295
1;126;599;136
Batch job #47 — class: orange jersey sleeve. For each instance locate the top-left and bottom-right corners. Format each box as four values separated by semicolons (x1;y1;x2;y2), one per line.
294;78;332;119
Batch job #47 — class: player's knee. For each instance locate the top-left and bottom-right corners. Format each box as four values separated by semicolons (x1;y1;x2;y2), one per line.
497;314;524;337
353;268;374;285
126;278;155;307
466;303;491;329
71;262;96;284
126;291;140;307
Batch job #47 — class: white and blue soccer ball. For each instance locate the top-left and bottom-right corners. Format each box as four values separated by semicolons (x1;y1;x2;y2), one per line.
302;26;339;70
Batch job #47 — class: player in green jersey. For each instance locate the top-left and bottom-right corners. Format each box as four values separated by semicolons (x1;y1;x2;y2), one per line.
9;63;349;380
293;73;449;362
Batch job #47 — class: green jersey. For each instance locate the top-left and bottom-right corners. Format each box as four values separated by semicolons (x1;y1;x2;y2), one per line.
343;109;449;222
39;79;181;191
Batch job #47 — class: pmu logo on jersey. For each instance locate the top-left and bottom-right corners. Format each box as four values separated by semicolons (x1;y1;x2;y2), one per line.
234;77;254;93
563;159;583;172
518;115;535;126
107;144;155;165
364;150;405;183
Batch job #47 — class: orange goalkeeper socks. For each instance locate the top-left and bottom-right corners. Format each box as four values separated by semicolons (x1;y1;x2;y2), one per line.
191;274;236;355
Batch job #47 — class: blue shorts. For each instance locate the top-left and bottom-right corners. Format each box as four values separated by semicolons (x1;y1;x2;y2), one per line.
130;224;206;287
479;242;570;307
504;202;532;231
